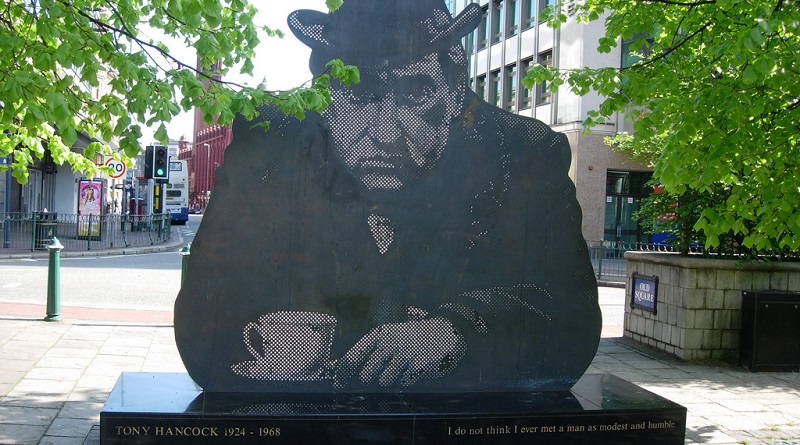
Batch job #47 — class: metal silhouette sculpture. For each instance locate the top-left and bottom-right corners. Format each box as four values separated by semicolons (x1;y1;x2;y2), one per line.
174;0;602;393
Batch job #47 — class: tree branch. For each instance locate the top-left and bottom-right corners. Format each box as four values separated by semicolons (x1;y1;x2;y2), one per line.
66;1;220;86
635;0;716;6
69;1;303;96
81;2;331;96
627;19;714;70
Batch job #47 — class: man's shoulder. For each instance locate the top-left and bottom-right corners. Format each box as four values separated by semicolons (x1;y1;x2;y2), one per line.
465;95;564;147
455;102;572;192
467;104;569;168
493;108;562;146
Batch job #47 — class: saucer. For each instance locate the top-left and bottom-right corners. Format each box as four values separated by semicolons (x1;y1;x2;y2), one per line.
231;359;335;381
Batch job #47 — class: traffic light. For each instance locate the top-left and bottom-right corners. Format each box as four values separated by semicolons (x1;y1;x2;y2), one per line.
152;145;169;180
143;146;154;179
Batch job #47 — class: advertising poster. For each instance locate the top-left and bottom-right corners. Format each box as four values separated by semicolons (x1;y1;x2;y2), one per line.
78;179;103;239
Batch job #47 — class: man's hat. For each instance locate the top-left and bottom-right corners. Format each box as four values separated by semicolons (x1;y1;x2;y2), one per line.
288;0;482;74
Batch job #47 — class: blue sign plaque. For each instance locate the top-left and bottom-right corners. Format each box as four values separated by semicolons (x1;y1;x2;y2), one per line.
631;273;659;314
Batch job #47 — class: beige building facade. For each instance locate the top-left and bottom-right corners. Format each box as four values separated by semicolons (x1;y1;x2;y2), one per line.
450;0;652;244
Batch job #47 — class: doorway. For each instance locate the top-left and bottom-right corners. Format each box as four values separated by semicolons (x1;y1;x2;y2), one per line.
603;171;652;256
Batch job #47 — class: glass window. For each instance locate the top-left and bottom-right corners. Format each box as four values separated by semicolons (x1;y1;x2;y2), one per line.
606;171;653;196
478;5;489;50
521;0;535;30
536;50;553;105
538;0;554;17
621;34;655;68
477;74;487;101
492;0;504;44
506;0;519;37
520;58;533;110
505;64;517;112
490;70;502;107
445;0;456;15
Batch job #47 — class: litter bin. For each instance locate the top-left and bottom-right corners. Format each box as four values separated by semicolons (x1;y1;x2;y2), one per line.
33;212;58;249
740;290;800;372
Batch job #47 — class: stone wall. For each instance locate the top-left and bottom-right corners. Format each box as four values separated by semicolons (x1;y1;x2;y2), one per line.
623;252;800;361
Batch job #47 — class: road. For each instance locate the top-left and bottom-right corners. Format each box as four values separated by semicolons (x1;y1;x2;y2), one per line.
0;215;199;312
0;213;626;328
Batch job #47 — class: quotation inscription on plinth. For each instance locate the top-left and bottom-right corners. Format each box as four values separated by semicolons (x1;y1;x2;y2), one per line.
447;420;678;436
100;373;687;445
104;417;685;445
110;420;680;440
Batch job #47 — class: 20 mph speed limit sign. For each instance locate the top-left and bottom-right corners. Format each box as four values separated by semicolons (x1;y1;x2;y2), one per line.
105;158;127;179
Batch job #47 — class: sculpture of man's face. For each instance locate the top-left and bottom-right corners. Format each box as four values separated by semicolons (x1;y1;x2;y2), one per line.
327;52;465;190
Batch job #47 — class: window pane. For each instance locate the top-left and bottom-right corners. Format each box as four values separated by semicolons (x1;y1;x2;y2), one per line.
478;6;489;49
621;34;654;68
505;65;517;112
522;0;535;29
538;0;553;16
477;75;487;101
536;51;552;105
490;70;501;107
507;0;518;37
520;58;533;109
492;0;504;44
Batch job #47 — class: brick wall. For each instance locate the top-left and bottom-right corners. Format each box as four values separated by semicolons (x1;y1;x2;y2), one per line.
623;252;800;362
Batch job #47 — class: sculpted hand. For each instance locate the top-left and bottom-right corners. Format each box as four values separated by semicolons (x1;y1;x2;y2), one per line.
338;317;466;387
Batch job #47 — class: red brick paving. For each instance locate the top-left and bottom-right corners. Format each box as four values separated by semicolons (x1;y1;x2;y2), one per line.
0;302;173;323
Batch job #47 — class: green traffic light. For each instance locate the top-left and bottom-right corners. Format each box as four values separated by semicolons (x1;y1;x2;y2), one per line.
156;168;165;176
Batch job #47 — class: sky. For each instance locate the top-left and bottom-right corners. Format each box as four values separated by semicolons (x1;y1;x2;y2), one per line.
141;0;325;143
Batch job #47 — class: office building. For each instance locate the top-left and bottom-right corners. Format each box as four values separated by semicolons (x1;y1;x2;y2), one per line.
451;0;652;244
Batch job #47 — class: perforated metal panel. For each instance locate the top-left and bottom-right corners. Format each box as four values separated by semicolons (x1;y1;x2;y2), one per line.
174;0;601;393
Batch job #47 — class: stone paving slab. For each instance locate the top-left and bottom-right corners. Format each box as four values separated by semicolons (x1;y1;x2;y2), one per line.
0;306;798;445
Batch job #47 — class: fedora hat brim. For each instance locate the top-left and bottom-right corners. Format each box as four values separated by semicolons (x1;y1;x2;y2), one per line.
288;3;482;55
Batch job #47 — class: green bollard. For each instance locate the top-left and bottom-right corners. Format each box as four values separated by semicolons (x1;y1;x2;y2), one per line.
44;237;64;321
179;243;191;285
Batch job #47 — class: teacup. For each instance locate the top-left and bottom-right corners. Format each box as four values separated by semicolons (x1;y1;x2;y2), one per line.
241;311;336;380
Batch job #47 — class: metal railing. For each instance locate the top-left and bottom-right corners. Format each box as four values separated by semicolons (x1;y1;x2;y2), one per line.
587;240;686;283
1;212;172;252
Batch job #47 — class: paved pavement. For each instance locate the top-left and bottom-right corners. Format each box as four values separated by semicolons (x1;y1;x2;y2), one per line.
1;284;799;444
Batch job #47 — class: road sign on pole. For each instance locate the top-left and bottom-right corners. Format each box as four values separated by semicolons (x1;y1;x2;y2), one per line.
105;158;127;179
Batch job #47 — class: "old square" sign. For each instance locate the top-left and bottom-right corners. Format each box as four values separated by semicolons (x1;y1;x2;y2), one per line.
631;273;659;314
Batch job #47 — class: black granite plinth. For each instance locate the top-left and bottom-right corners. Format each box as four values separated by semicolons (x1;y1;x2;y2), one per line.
100;373;686;444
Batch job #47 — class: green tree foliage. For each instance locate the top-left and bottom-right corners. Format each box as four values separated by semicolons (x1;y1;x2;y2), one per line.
527;0;799;253
0;0;357;183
